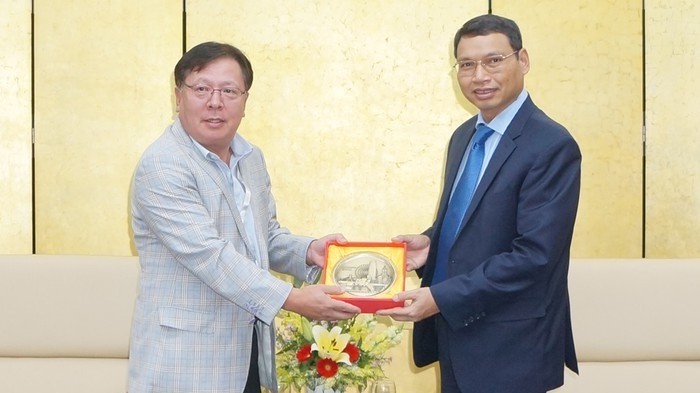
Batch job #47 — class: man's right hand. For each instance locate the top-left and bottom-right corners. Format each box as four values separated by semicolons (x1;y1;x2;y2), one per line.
282;285;360;321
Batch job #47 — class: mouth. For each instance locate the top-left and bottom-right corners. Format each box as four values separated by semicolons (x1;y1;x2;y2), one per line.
473;88;497;99
204;118;225;125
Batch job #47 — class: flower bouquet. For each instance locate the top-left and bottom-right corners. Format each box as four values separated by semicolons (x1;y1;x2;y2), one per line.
275;310;404;393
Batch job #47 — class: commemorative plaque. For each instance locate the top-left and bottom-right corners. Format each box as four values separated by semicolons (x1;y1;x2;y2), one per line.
322;242;406;313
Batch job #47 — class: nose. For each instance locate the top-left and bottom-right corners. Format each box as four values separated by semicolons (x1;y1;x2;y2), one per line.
472;61;490;80
207;90;223;108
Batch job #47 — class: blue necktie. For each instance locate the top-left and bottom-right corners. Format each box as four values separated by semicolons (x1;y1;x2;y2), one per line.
433;124;494;284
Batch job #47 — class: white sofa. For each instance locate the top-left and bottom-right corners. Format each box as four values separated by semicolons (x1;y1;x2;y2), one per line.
555;259;700;392
1;255;699;393
0;255;138;393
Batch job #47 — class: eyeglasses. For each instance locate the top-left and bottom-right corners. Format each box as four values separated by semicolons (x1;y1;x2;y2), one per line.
181;83;247;100
453;50;519;76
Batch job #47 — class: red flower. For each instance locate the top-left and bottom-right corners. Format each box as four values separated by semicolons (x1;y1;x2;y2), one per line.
343;342;360;363
316;358;339;378
296;344;312;363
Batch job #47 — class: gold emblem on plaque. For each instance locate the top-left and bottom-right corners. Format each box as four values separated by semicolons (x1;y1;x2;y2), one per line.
332;251;397;297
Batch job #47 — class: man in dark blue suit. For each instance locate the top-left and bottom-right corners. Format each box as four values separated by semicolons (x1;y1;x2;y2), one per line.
377;14;580;393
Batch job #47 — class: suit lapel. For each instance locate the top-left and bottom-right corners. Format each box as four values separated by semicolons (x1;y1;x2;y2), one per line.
168;119;255;256
438;119;477;221
457;135;515;232
455;97;536;233
237;153;272;269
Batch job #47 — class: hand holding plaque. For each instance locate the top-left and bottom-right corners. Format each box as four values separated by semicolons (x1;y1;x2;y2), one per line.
322;242;406;313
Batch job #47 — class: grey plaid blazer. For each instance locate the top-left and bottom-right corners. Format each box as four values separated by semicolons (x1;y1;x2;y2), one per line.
128;118;317;393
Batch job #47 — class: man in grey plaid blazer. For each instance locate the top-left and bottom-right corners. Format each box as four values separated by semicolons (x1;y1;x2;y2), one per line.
128;42;360;393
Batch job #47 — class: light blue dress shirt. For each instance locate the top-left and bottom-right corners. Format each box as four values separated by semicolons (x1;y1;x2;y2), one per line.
190;134;262;265
451;88;530;198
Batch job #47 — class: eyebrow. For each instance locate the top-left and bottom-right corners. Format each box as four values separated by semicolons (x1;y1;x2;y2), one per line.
457;51;509;60
188;78;242;88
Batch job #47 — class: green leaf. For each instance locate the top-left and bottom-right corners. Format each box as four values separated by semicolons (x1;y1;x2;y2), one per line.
301;316;313;341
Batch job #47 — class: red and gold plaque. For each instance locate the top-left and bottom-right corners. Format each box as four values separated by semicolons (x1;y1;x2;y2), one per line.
322;242;406;313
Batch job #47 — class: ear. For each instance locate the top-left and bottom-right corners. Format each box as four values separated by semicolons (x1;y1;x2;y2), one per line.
242;93;249;117
518;48;531;75
174;87;182;112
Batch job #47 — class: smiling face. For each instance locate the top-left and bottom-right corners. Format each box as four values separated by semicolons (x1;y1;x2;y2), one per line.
455;33;529;123
175;57;248;159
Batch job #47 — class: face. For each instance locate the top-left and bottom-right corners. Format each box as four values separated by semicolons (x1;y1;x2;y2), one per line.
175;57;248;158
455;33;529;123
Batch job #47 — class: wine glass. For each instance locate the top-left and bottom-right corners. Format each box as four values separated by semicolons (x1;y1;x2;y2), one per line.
373;378;396;393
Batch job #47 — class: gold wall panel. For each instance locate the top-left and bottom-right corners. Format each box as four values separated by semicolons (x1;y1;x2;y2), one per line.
33;0;182;255
645;0;700;257
0;0;33;254
495;1;644;257
186;0;488;245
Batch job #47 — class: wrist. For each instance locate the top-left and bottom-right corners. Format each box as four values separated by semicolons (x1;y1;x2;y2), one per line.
282;287;301;312
306;239;319;266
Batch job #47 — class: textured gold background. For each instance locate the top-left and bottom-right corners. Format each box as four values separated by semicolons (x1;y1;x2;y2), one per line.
498;0;644;257
32;0;182;254
0;0;33;253
645;0;700;257
2;0;698;391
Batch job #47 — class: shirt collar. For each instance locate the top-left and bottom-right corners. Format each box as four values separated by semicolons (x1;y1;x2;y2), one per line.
190;133;253;167
477;88;529;135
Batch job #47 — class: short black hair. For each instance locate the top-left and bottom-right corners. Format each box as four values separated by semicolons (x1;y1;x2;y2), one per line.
453;14;523;58
174;42;253;91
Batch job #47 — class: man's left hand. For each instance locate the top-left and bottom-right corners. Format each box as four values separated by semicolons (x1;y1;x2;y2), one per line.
306;233;348;267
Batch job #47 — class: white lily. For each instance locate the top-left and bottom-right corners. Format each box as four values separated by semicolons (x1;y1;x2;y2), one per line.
310;325;352;365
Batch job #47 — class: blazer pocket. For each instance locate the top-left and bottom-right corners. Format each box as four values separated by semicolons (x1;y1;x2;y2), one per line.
158;306;215;334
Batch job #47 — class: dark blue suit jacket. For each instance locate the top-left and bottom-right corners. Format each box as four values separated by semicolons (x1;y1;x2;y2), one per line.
414;96;580;392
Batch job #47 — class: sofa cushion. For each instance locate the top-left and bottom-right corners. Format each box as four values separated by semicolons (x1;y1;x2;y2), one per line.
554;361;700;392
0;255;139;358
569;259;700;361
0;358;128;393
